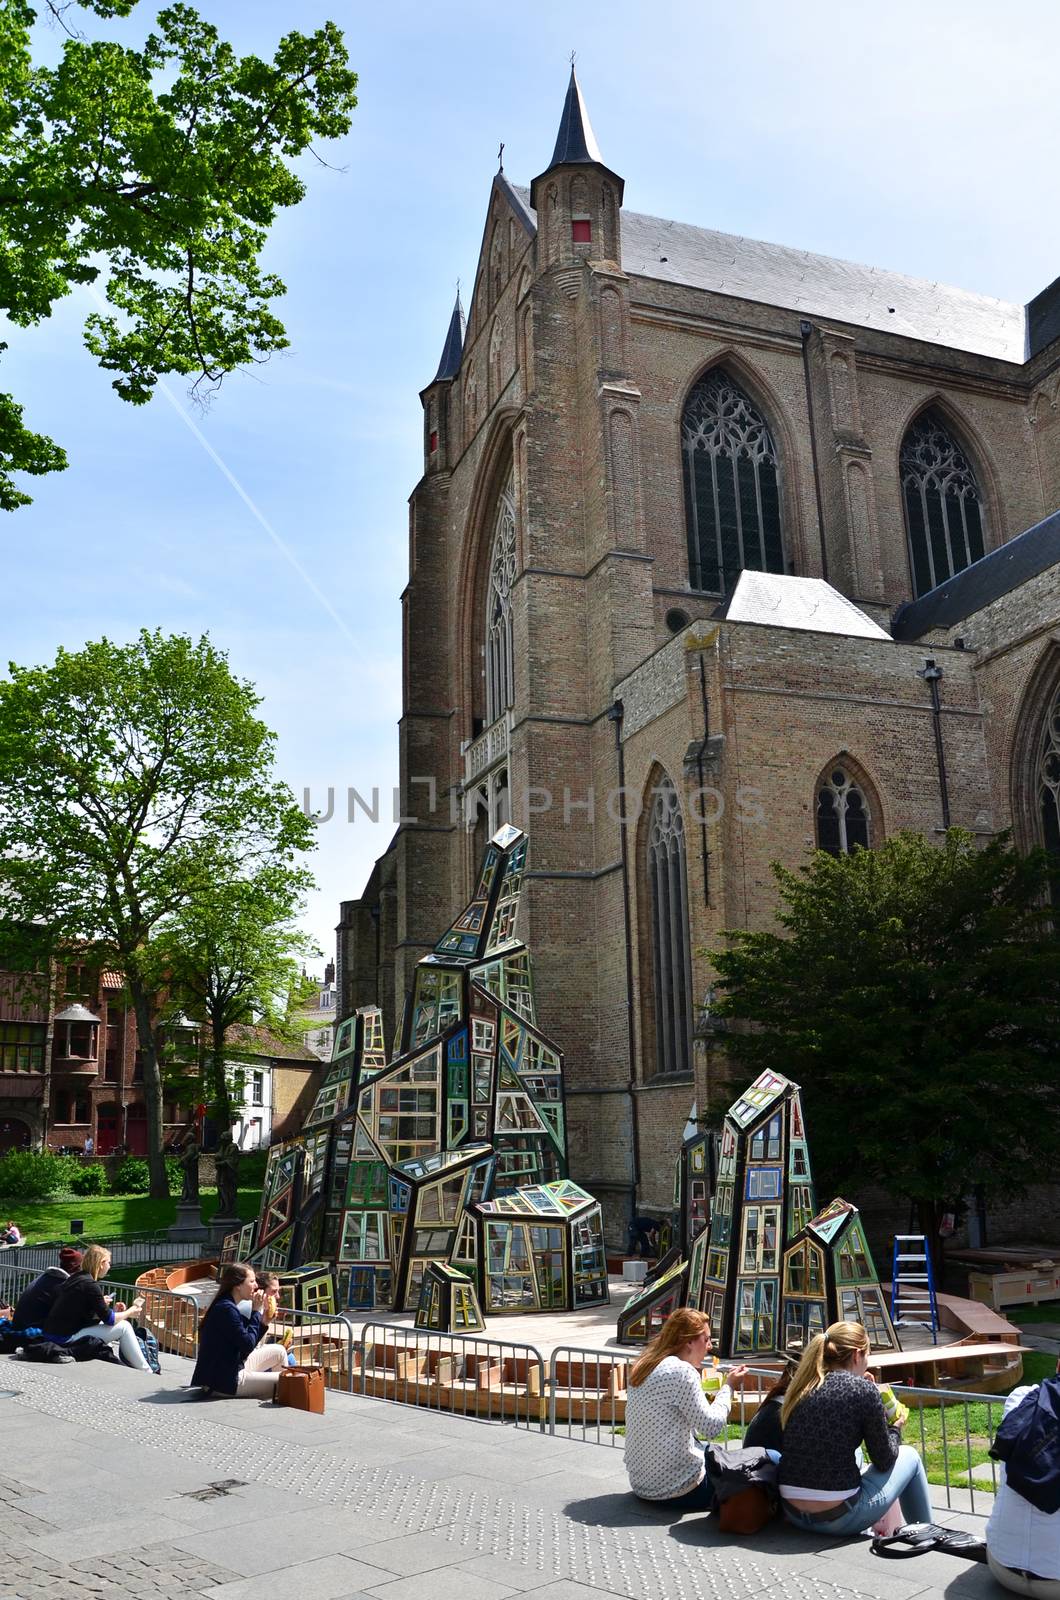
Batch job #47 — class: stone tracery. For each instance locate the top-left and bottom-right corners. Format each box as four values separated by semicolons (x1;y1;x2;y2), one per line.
901;408;986;596
681;369;785;593
484;469;516;726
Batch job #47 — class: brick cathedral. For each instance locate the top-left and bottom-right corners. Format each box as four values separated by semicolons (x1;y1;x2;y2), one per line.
339;70;1060;1244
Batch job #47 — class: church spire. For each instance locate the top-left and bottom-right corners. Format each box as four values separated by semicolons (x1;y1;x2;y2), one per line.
432;292;465;383
530;66;624;268
547;65;604;169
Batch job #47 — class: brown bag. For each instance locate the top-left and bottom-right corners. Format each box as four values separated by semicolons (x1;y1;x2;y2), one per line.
274;1364;326;1414
717;1485;775;1534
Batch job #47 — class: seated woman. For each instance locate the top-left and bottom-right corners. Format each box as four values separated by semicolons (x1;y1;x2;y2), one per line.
42;1243;150;1369
778;1320;931;1536
624;1308;748;1512
192;1263;287;1399
742;1357;798;1454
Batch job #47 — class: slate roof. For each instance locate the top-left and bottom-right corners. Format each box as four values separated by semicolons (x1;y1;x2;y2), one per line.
891;508;1060;640
545;67;604;169
431;293;464;383
717;571;893;640
224;1022;319;1063
508;186;1025;361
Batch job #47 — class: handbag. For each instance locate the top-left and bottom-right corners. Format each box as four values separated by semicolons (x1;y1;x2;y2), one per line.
274;1364;326;1413
718;1486;777;1534
871;1523;987;1563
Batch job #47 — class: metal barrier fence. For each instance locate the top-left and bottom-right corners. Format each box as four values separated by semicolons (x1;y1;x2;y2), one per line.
0;1257;1014;1506
355;1321;547;1430
545;1346;1007;1512
3;1235;200;1274
547;1350;781;1447
893;1383;1004;1516
0;1259;356;1392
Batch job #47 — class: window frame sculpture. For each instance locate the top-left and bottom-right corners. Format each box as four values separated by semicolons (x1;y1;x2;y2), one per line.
674;1125;716;1259
686;1069;816;1356
475;1179;609;1315
244;826;598;1320
415;1259;485;1333
782;1197;898;1354
389;1143;496;1311
618;1253;689;1343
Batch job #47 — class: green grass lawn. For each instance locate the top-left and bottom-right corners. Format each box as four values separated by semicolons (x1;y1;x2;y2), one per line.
1005;1300;1060;1325
3;1187;262;1245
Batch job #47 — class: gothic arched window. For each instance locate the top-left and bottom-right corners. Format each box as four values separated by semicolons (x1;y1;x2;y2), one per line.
900;409;986;597
1036;688;1060;868
681;369;784;593
484;470;516;725
647;776;693;1077
816;765;870;855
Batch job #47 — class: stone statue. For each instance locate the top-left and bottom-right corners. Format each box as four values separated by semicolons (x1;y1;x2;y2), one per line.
215;1132;240;1218
178;1136;200;1206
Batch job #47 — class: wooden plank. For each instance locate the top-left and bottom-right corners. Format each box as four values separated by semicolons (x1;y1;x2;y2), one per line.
871;1341;1032;1369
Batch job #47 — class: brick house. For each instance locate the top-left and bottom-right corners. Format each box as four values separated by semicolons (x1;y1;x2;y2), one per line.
222;1022;322;1149
0;952;322;1156
341;70;1060;1244
0;955;198;1155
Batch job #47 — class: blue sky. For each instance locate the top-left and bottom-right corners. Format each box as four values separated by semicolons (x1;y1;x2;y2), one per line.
6;0;1060;964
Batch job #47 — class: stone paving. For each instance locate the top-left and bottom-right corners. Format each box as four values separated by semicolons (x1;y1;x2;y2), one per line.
0;1352;1003;1600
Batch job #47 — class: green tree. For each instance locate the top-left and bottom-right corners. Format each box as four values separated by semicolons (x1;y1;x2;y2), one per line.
0;629;316;1196
710;831;1060;1255
155;866;317;1133
0;0;357;509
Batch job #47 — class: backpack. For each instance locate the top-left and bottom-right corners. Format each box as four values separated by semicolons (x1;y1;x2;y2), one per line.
131;1323;162;1374
989;1378;1060;1513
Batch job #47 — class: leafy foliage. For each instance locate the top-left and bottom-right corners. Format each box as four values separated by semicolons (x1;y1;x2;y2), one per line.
0;1148;76;1200
711;831;1060;1218
154;865;316;1131
0;628;316;1195
69;1160;108;1194
0;0;357;507
110;1155;150;1193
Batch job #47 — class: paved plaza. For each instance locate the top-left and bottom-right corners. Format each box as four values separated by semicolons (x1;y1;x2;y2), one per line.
0;1349;1005;1600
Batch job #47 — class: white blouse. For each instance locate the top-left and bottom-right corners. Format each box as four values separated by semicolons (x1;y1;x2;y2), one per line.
624;1356;733;1499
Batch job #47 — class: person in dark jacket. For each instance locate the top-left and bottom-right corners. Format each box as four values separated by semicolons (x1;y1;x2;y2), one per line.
43;1243;149;1369
743;1357;797;1454
12;1247;84;1329
191;1263;286;1398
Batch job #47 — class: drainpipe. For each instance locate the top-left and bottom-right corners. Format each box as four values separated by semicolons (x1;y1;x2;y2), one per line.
606;698;641;1216
696;655;711;907
917;659;951;829
800;320;830;583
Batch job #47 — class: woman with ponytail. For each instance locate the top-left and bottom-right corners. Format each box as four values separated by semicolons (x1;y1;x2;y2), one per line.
624;1309;748;1510
777;1320;931;1535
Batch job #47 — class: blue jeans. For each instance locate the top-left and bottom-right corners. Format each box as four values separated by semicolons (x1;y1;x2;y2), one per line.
784;1445;933;1537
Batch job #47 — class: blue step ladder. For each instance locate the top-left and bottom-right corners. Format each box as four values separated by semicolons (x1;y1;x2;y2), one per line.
891;1234;939;1343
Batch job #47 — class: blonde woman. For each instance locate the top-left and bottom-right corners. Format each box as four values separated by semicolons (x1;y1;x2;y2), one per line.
778;1320;931;1535
624;1308;748;1511
42;1243;150;1370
